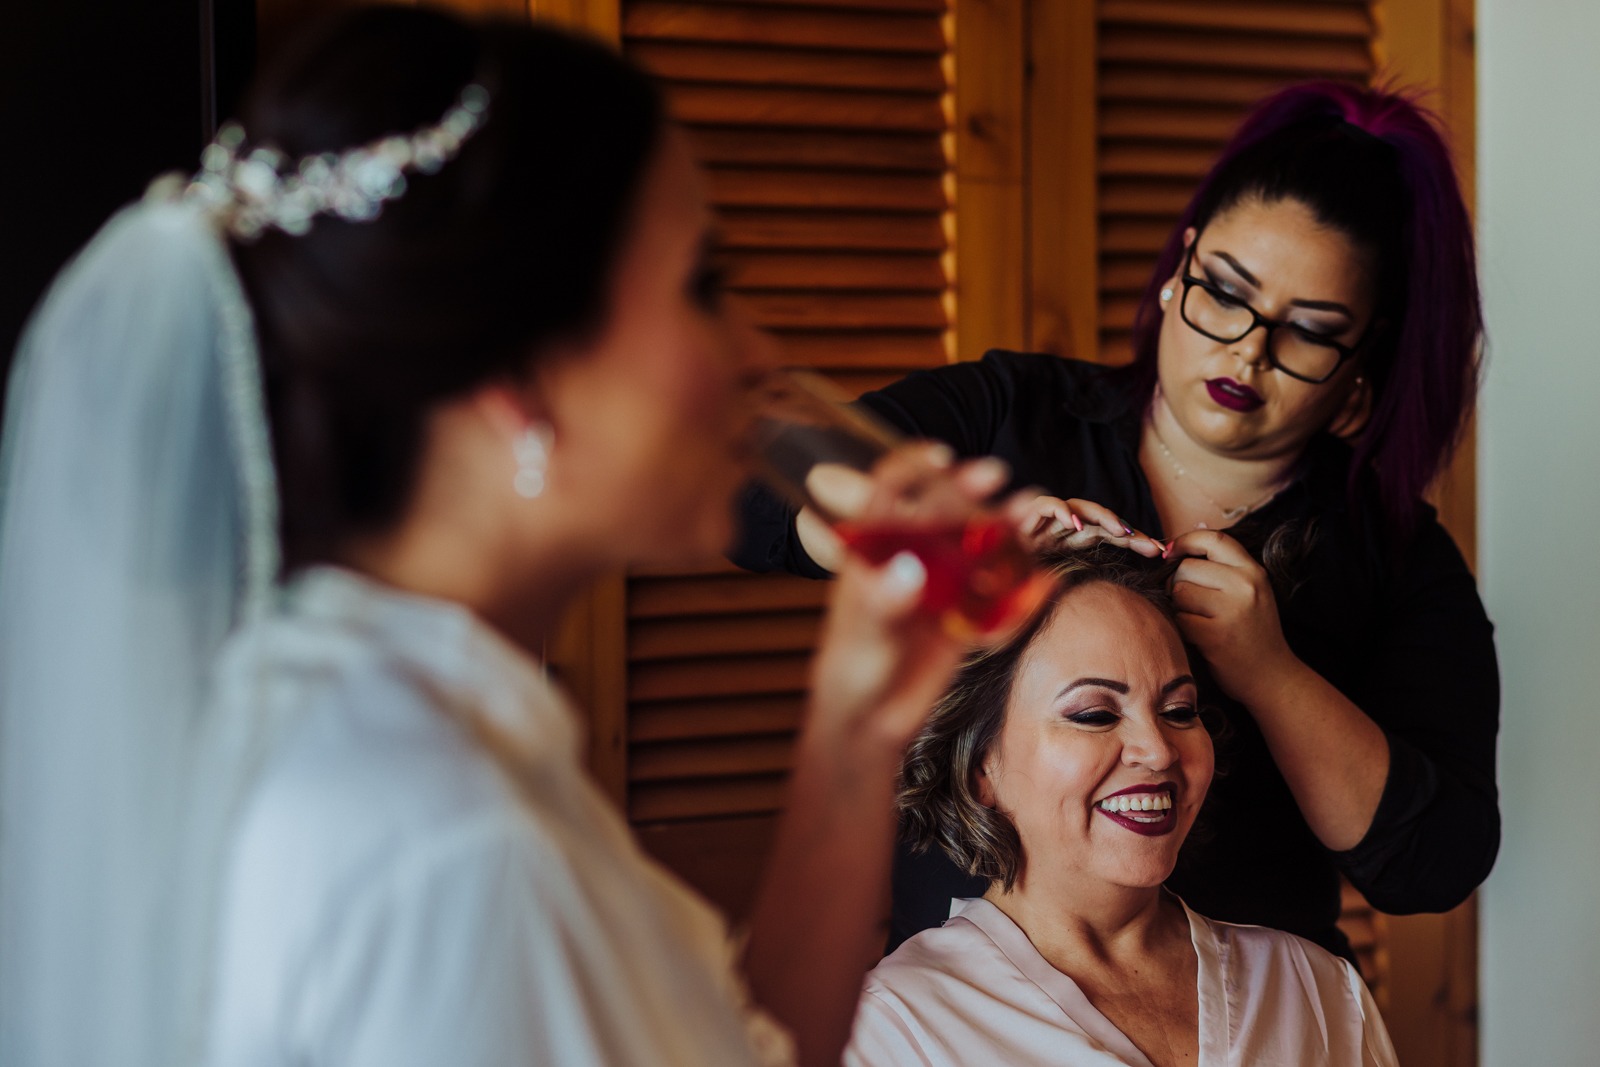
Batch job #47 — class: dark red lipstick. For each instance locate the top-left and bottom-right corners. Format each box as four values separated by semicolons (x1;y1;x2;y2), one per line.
1206;378;1263;413
1093;783;1178;838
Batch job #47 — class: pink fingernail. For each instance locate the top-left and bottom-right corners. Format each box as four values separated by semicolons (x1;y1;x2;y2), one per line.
1071;514;1084;532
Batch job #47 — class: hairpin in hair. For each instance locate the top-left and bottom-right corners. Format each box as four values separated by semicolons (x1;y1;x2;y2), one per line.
186;83;491;240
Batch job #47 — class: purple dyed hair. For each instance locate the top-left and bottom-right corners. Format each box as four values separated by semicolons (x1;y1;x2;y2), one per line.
1128;82;1483;538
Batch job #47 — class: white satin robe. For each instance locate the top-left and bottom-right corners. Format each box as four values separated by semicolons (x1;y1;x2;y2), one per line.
846;896;1396;1067
204;567;791;1067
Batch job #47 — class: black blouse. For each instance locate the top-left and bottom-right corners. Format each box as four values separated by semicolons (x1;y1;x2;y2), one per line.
732;352;1500;960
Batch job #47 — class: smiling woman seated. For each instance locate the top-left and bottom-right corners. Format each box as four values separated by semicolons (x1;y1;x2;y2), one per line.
845;547;1397;1067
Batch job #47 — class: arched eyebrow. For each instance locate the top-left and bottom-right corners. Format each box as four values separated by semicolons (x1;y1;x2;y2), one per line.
1162;675;1197;697
1056;677;1128;699
1206;249;1356;317
1055;674;1196;701
1211;250;1262;288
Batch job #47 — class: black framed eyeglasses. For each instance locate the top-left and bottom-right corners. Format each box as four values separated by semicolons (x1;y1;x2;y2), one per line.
1176;244;1367;385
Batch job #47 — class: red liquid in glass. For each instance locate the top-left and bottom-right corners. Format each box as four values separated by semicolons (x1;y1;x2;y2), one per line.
834;515;1056;638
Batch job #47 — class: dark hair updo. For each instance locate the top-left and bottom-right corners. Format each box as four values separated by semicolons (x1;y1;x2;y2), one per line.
228;6;666;571
1129;82;1483;539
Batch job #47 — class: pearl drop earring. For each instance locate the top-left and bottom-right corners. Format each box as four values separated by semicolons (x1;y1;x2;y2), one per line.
513;424;552;499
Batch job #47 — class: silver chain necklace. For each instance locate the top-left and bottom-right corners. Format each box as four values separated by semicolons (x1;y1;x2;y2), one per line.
1148;422;1283;524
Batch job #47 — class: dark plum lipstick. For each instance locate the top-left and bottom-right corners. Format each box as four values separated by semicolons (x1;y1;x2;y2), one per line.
1093;783;1178;838
1206;378;1263;413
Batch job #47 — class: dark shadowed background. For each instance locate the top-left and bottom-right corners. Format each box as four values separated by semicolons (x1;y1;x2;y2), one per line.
0;0;255;412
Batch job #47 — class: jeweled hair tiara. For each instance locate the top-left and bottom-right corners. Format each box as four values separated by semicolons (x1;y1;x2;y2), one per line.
185;83;490;240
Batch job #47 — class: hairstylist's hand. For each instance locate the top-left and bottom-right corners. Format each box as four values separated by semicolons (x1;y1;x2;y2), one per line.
1165;528;1297;702
1014;493;1165;557
804;445;1004;752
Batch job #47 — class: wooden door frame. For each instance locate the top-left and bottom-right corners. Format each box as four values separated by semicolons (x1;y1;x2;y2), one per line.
1373;6;1481;1064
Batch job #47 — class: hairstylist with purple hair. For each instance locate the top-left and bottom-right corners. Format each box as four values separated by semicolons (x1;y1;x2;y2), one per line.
734;82;1496;963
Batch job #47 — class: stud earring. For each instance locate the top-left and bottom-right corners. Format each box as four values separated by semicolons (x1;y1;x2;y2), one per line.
1160;287;1174;305
513;424;552;499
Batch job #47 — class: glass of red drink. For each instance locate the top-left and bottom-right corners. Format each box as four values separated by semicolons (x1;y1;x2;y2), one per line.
752;371;1056;640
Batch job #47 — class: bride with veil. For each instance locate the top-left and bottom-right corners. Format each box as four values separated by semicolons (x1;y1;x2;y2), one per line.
0;8;996;1065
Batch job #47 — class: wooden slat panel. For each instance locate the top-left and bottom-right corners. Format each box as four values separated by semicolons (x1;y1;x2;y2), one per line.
1101;256;1159;294
630;573;828;617
690;128;945;172
631;735;795;781
670;85;945;133
693;0;945;11
775;330;946;369
526;0;621;35
1099;29;1373;76
624;2;946;54
708;168;945;211
719;209;946;252
745;292;947;330
1101;102;1245;144
621;0;952;836
631;611;821;660
629;555;743;579
1101;295;1139;332
1099;179;1196;217
629;775;789;822
630;694;806;743
633;41;944;93
634;814;779;921
729;251;946;292
1100;68;1312;106
1101;0;1371;37
548;574;629;804
1100;142;1220;179
1100;219;1172;256
1099;334;1135;367
630;653;811;702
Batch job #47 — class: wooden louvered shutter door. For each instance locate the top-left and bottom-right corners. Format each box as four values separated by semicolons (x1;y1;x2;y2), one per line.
619;0;956;917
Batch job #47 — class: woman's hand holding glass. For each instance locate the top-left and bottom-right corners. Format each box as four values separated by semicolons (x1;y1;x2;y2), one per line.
748;430;1038;1067
803;444;1016;751
756;372;1057;643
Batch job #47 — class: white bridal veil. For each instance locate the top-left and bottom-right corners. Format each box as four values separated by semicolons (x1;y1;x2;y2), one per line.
0;191;281;1065
0;72;491;1065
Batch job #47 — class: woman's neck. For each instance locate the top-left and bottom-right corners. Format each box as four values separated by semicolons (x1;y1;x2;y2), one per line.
343;534;584;656
1141;393;1300;533
983;875;1186;972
